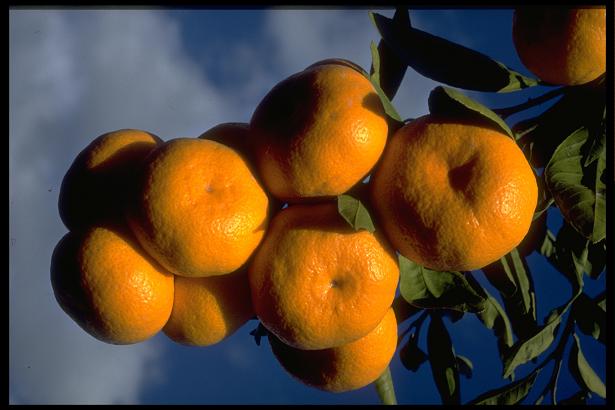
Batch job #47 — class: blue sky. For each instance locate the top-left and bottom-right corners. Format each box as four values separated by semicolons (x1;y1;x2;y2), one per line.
9;8;606;404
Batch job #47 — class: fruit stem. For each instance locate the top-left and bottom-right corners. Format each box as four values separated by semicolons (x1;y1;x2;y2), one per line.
374;366;398;405
492;87;567;119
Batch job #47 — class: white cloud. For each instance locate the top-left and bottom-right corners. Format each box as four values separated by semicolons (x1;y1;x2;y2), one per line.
262;9;439;120
9;9;230;404
264;9;377;75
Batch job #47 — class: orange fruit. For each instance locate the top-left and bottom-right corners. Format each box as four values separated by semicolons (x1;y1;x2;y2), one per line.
512;7;606;85
58;129;162;231
370;115;538;272
50;226;174;345
269;308;397;393
198;122;253;164
163;270;254;346
199;122;284;216
126;138;269;278
250;62;388;202
248;202;399;350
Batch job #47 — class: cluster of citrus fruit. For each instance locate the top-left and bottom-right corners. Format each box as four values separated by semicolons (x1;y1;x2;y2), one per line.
51;7;604;395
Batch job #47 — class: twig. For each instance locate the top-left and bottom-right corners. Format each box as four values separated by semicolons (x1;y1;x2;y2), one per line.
533;312;575;403
374;366;398;405
492;87;567;119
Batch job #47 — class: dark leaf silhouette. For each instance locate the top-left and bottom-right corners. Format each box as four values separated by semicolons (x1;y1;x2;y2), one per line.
399;333;428;372
428;86;513;138
467;369;541;405
370;7;409;100
572;293;606;344
427;313;460;404
369;12;538;92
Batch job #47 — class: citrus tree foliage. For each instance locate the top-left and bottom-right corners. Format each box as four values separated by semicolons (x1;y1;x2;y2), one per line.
251;8;607;404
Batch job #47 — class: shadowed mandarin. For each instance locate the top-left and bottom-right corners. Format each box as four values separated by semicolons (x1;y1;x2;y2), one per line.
163;270;254;346
513;7;606;85
250;62;388;202
58;129;162;231
50;226;174;345
270;308;397;393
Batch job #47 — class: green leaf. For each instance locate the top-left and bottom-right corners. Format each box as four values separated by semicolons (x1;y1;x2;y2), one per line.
475;295;514;358
336;195;375;232
399;333;428;372
515;83;605;169
369;41;403;123
592;149;606;242
569;334;606;398
551;359;563;405
545;127;606;243
468;368;541;405
595;292;606;312
456;355;473;379
532;174;554;222
553;227;605;281
369;12;538;92
482;250;538;341
374;366;398;405
398;254;486;312
428;86;513;138
502;294;578;379
507;249;533;315
572;294;606;344
461;272;514;359
427;314;460;404
586;240;606;279
582;124;605;168
539;229;557;260
553;222;589;289
369;7;409;100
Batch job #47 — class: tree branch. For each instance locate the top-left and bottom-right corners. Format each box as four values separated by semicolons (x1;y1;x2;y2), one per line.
492;87;567;120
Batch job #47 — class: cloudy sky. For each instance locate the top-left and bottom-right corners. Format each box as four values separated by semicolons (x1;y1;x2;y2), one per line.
9;8;606;405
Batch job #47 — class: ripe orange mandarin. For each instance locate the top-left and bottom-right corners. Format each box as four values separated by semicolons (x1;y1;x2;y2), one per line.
370;115;538;272
248;202;399;350
250;62;388;202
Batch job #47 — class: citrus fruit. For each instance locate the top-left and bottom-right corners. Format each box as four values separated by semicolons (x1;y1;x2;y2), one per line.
248;202;399;350
370;115;538;272
199;122;283;216
50;226;174;345
269;308;397;393
126;137;269;278
250;62;388;202
512;7;606;85
163;270;254;346
198;122;253;164
58;129;162;231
